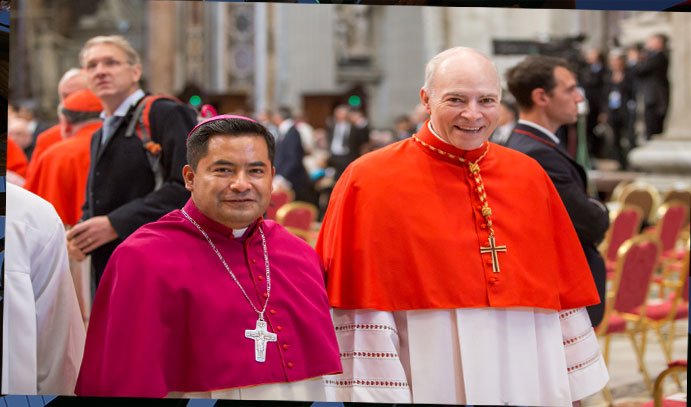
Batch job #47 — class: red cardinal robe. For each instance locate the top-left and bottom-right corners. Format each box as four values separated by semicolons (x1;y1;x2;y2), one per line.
317;121;600;312
24;122;101;225
6;137;28;178
26;124;62;178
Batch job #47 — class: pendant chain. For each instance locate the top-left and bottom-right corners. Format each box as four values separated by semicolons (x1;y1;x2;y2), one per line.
411;136;496;236
181;209;271;320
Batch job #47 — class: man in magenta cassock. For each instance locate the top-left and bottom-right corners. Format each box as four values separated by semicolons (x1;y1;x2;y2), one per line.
75;116;342;400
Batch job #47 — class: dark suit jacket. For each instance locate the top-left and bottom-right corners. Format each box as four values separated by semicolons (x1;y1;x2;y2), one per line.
506;122;609;326
275;124;313;203
634;50;670;113
326;121;369;179
83;96;196;283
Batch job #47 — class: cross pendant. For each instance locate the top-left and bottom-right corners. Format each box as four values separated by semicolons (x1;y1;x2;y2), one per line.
245;318;277;363
480;235;507;273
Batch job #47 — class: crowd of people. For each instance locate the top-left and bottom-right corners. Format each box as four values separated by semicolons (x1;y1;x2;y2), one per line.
544;33;670;170
8;30;679;405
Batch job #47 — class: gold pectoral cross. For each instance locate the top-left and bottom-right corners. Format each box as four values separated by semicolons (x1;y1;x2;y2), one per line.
480;235;507;273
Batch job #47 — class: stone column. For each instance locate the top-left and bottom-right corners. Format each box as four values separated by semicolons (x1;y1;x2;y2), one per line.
147;1;176;94
629;13;691;174
662;12;691;141
254;2;268;114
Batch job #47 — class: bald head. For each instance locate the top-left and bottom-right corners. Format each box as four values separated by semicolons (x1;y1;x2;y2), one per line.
58;68;89;102
8;118;32;149
423;47;501;98
419;47;502;150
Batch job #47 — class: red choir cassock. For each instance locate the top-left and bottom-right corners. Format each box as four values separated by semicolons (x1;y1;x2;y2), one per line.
6;137;28;179
24;122;101;225
317;121;600;312
26;124;62;178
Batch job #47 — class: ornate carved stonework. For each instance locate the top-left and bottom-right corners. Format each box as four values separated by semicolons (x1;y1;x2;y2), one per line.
184;2;205;86
225;4;255;92
335;5;374;64
334;5;380;84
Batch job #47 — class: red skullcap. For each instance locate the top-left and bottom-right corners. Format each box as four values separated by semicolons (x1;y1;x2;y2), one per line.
62;89;103;113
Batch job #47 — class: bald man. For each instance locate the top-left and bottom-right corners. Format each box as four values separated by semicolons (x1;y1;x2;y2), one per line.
27;68;89;175
318;47;609;406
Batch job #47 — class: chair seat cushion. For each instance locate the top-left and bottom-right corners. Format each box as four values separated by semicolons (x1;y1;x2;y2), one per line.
604;313;626;333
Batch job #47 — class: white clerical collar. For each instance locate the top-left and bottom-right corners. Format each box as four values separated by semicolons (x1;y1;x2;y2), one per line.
518;119;561;145
427;121;451;145
278;119;295;136
233;227;248;238
100;89;146;120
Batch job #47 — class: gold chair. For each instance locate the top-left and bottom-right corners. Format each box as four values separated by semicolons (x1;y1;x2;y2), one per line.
599;205;643;278
644;234;689;367
652;201;690;257
276;201;319;244
662;188;691;225
617;182;662;227
596;234;663;399
266;188;294;220
639;360;687;407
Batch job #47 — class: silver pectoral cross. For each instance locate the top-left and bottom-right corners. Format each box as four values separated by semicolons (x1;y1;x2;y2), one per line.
480;235;507;273
245;318;277;362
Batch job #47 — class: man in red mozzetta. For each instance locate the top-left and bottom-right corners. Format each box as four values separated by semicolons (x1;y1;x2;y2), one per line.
76;115;341;402
317;47;609;406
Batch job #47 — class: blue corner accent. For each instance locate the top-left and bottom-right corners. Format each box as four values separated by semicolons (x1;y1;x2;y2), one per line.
187;399;217;407
0;9;8;33
2;396;30;407
577;0;681;10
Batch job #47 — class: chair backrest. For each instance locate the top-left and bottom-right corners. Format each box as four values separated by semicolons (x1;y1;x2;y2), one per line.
610;180;632;202
266;188;294;220
654;201;689;253
284;226;313;244
662;188;691;225
618;182;661;226
276;201;318;231
604;205;644;263
611;234;662;315
652;360;687;407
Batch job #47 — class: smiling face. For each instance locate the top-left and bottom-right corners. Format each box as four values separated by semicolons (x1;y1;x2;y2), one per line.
81;43;141;112
183;134;275;230
420;50;501;150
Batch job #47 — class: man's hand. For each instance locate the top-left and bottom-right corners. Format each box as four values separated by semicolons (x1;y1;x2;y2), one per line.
66;216;119;259
66;237;86;262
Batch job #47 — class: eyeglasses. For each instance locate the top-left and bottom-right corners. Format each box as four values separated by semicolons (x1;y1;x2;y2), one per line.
84;58;130;72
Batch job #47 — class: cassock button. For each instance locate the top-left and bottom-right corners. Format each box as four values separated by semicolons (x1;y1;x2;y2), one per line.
480;224;487;229
287;362;294;369
252;259;257;264
269;309;277;315
258;275;265;281
276;326;283;332
262;292;269;298
282;343;289;350
485;259;493;266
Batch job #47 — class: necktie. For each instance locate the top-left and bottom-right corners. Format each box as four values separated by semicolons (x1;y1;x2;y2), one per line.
101;116;122;146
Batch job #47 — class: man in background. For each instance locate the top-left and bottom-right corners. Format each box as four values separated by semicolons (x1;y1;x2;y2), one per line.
505;55;609;327
65;35;196;285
